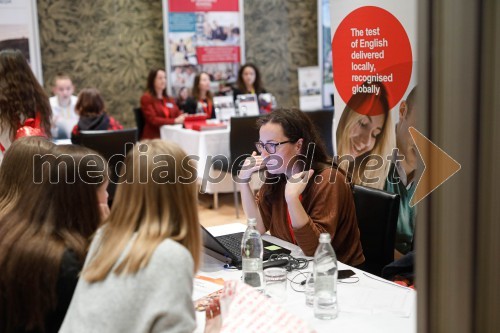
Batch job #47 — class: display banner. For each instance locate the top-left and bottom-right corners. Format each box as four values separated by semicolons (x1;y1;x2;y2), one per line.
330;0;418;255
163;0;244;96
0;0;43;82
318;0;334;108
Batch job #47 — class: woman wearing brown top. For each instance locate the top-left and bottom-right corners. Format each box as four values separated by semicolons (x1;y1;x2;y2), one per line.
238;108;364;266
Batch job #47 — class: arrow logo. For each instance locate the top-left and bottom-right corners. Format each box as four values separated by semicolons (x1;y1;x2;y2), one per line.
409;127;461;207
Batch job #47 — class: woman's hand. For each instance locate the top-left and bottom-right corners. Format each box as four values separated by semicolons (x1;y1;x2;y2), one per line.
238;151;266;182
174;113;187;124
284;169;314;202
99;203;110;221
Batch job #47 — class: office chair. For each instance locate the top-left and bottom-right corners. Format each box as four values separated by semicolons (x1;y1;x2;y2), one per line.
78;128;138;204
212;115;261;217
133;107;145;140
352;184;400;277
305;110;335;157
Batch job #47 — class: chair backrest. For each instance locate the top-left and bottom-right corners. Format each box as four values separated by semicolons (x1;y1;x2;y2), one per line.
78;129;138;201
133;107;145;140
229;115;261;175
352;184;400;276
305;110;335;157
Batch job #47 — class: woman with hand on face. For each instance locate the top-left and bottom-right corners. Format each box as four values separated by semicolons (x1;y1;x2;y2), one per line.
185;72;216;119
238;108;364;265
140;68;186;139
336;81;395;189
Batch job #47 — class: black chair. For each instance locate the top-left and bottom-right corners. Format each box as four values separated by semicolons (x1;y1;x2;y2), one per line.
212;115;261;217
78;129;138;204
133;107;145;140
305;110;335;156
352;185;400;277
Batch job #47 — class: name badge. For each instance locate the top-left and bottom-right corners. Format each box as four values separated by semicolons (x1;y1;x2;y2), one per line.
166;103;174;108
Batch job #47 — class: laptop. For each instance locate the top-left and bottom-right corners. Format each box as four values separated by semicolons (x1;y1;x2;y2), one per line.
201;226;291;268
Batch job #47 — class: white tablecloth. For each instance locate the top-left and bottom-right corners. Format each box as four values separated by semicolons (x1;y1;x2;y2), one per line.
196;223;416;333
160;125;234;193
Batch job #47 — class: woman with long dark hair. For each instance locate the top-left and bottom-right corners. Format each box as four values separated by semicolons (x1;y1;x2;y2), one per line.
0;49;52;163
140;68;186;139
0;142;108;333
185;72;215;118
238;108;364;265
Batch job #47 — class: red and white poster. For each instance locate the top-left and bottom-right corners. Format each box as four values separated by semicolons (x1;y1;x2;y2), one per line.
330;0;417;160
163;0;244;96
330;0;418;256
330;0;417;179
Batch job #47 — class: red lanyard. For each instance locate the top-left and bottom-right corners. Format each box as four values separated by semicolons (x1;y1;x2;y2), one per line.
200;99;212;118
286;194;303;245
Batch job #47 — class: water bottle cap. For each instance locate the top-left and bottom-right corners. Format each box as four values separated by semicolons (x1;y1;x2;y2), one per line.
247;218;257;226
319;233;331;243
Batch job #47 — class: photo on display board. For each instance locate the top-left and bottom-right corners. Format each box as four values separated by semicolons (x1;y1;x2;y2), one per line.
194;12;240;46
169;33;198;67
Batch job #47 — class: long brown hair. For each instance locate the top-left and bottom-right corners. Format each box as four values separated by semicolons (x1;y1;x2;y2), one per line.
0;49;52;139
0;136;55;216
192;72;213;102
0;144;106;332
236;63;264;94
83;139;202;282
146;68;168;98
257;108;337;198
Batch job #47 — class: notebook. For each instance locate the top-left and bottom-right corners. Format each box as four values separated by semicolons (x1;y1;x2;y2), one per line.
201;226;291;268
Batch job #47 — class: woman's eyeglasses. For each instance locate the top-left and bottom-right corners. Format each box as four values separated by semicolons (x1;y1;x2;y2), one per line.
255;140;293;154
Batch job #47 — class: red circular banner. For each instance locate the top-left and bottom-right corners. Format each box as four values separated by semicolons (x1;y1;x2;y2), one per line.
332;6;412;115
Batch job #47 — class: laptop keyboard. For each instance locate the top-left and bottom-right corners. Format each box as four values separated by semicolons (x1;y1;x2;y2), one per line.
216;233;244;259
216;232;273;260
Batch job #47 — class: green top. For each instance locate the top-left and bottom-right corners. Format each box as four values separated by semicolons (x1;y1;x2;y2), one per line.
385;163;416;254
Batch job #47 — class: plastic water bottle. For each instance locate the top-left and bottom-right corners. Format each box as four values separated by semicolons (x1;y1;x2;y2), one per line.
241;218;264;291
313;233;338;319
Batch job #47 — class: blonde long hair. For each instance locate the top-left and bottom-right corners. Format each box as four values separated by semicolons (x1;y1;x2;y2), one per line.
83;140;201;282
336;83;395;189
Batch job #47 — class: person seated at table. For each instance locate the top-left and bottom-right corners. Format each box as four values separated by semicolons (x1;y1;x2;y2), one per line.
238;108;365;266
140;68;186;139
184;72;216;119
60;140;202;333
71;88;123;145
49;73;79;139
0;141;108;333
176;86;190;113
233;63;267;99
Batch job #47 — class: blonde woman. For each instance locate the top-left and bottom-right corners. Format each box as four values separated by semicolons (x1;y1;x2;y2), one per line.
336;81;395;189
60;140;202;333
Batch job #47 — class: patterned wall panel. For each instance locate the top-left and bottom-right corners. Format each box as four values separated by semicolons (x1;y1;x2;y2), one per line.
38;0;317;127
38;0;165;127
244;0;318;108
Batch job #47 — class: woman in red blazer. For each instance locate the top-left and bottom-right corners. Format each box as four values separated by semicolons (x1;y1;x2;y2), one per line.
140;68;186;139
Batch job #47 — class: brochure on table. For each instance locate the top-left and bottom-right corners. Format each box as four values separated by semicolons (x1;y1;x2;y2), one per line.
213;95;236;122
235;94;259;116
298;66;322;111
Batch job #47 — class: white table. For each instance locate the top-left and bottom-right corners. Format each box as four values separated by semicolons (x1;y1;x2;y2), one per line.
160;125;236;205
195;223;416;333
